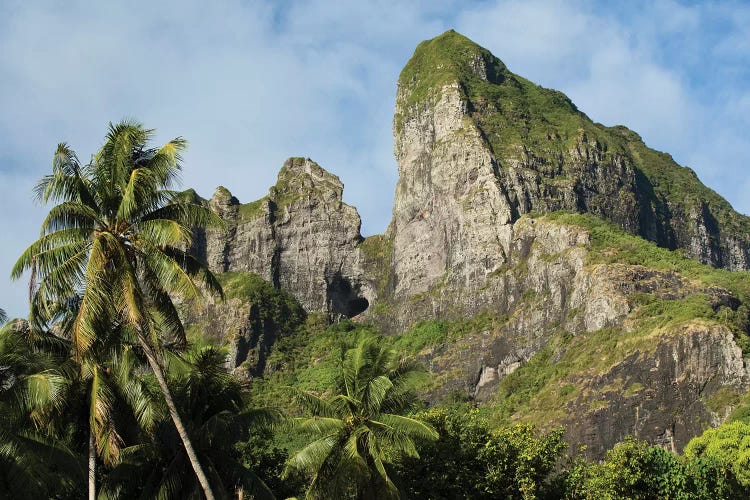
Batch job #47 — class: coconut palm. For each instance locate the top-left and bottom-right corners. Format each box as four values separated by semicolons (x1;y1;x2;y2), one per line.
286;335;438;500
102;345;280;499
79;322;161;499
12;120;224;500
6;296;161;499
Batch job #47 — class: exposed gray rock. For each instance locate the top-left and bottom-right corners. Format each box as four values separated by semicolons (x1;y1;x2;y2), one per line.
563;323;750;457
191;157;372;318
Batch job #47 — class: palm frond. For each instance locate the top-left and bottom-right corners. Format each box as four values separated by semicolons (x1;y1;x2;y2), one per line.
292;389;336;418
39;201;99;234
295;416;346;436
362;375;393;416
287;434;340;476
140;195;224;231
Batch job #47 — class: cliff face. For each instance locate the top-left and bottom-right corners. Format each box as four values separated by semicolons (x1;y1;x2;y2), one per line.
190;157;372;318
401;214;750;457
186;31;750;458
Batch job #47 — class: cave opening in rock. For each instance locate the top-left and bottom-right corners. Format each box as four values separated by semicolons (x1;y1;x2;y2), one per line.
327;274;369;318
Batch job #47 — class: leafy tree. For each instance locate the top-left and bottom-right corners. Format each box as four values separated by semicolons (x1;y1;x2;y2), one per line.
102;345;280;499
394;406;566;500
286;334;438;499
13;121;224;499
237;426;306;500
392;405;491;499
565;437;689;499
683;421;750;497
482;423;566;499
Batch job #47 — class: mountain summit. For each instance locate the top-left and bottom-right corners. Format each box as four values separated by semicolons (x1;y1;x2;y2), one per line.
395;30;750;271
187;32;750;458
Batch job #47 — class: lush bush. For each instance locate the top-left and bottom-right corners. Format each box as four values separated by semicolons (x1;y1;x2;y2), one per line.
394;406;567;500
683;420;750;495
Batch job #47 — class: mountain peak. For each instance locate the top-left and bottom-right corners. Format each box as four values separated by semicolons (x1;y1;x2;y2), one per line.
397;30;509;107
393;31;750;271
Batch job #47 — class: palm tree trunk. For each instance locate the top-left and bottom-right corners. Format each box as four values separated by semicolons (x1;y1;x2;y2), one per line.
137;334;216;500
88;429;96;500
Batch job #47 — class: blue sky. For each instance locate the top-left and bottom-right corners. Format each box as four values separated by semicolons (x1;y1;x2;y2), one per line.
1;0;748;317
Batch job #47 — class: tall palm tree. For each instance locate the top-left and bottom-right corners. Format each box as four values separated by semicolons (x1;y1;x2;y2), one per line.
286;335;438;500
102;345;279;499
78;322;161;499
8;297;160;499
12;120;224;500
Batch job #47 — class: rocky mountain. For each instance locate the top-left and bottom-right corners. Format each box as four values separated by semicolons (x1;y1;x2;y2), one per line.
186;31;750;458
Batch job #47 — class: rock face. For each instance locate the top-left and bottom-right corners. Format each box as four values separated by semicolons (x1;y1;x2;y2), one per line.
186;32;750;458
190;157;372;318
563;323;749;458
391;30;750;278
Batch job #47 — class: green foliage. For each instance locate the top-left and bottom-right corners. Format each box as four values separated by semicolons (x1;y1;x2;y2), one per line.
237;426;306;500
684;421;750;490
357;234;394;299
394;405;567;500
102;345;280;499
554;433;750;499
393;312;506;356
393;406;491;499
217;271;306;340
12;120;227;499
483;423;567;500
626;138;750;236
392;320;449;352
542;212;750;351
572;438;688;499
251;317;378;412
238;197;269;221
0;320;83;499
545;211;750;292
285;333;438;500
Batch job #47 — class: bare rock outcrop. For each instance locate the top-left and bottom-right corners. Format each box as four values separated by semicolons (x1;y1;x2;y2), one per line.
191;157;372;318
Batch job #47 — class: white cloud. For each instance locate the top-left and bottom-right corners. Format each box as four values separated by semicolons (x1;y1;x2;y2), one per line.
1;0;749;317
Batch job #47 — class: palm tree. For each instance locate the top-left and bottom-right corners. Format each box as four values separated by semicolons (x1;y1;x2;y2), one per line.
102;344;280;499
0;319;84;498
286;335;438;500
12;120;224;500
78;322;161;499
8;297;160;498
